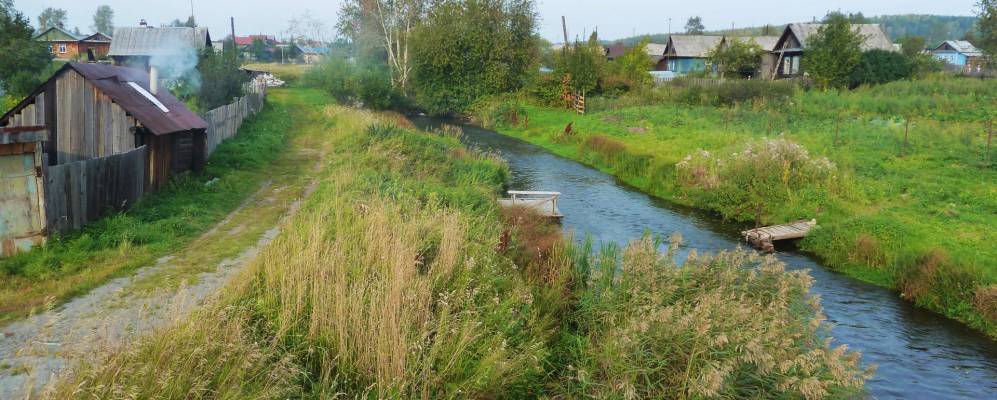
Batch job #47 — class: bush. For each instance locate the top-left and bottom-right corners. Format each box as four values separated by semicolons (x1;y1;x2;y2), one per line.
849;50;914;88
671;79;796;106
557;236;871;398
676;138;836;222
303;57;406;110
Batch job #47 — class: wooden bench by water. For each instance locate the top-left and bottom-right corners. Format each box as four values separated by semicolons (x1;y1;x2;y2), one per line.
498;191;563;218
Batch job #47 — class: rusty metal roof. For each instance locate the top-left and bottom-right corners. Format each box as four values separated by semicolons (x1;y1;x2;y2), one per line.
1;63;206;136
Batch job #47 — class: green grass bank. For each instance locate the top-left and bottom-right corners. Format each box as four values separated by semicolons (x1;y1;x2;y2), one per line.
472;77;997;338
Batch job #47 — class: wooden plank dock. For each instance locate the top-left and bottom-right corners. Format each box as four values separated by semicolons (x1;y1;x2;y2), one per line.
742;219;816;252
498;191;563;218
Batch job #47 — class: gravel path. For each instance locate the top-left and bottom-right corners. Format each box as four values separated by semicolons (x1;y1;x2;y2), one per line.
0;180;315;399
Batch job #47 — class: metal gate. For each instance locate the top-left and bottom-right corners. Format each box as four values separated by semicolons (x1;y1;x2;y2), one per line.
0;129;47;256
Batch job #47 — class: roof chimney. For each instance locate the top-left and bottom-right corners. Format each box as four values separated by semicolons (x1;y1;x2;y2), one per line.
139;19;148;27
149;66;159;95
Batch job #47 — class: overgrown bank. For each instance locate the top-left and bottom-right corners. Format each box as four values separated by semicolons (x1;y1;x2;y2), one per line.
42;88;870;399
472;77;997;338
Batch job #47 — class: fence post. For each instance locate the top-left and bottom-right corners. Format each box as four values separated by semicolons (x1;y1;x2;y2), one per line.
987;119;993;164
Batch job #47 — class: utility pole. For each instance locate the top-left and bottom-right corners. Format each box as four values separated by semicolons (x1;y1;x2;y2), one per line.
668;18;671;35
561;15;569;51
230;17;236;59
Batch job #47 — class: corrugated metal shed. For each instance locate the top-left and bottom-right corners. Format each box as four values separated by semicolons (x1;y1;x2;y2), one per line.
1;63;206;136
109;27;211;56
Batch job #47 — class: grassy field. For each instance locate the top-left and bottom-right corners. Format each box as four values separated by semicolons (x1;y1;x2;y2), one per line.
472;77;997;337
41;87;870;398
0;92;285;324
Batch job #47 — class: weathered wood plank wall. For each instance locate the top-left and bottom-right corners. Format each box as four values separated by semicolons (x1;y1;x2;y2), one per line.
44;145;147;235
5;70;136;165
203;83;267;157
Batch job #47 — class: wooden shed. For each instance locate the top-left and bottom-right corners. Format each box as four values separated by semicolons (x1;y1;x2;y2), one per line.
0;63;208;191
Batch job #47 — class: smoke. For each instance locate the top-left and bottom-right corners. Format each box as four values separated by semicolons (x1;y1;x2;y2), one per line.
148;35;202;97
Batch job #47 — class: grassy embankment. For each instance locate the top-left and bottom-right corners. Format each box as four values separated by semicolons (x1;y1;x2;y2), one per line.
43;87;870;399
474;77;997;337
0;89;288;324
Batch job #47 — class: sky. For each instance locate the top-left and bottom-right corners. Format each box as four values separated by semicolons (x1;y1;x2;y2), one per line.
16;0;981;43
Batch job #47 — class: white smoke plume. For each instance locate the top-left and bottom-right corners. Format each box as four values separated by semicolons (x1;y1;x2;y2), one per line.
148;34;202;96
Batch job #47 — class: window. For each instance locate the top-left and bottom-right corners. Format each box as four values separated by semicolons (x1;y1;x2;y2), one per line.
58;44;67;53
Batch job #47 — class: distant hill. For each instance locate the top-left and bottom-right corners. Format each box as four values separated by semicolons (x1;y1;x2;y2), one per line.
605;14;978;48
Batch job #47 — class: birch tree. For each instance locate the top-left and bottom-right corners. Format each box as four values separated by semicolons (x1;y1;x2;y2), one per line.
337;0;424;91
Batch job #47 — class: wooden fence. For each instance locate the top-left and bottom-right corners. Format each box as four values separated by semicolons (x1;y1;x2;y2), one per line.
44;145;147;235
204;83;267;157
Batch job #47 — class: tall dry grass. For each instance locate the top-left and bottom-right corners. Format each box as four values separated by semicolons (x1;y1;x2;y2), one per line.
555;236;873;399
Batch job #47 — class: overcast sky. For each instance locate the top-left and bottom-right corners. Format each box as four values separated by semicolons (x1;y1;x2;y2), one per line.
17;0;980;42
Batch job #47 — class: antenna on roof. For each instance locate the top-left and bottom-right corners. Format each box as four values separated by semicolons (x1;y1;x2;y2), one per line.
190;0;195;22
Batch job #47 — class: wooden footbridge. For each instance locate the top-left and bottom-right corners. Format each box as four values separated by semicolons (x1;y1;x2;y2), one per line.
742;219;817;252
498;191;563;218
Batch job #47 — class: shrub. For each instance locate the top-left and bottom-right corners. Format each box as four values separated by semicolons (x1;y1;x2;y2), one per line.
470;97;528;129
556;236;871;398
676;138;836;222
303;57;405;110
583;134;627;157
671;79;796;106
897;248;981;313
849;49;914;88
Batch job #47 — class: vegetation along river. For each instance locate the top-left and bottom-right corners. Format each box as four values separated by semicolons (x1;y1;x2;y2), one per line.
412;117;997;399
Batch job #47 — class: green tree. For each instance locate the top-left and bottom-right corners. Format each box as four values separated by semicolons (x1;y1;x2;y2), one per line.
1;1;52;98
555;39;604;94
249;38;271;61
899;35;926;58
849;49;913;87
708;37;763;78
195;50;247;110
804;13;863;89
685;16;704;34
168;16;197;28
976;0;997;66
91;5;113;34
37;7;66;30
610;38;654;87
410;0;538;114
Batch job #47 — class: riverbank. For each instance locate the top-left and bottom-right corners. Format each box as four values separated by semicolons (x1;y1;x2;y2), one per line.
35;88;869;399
472;78;996;338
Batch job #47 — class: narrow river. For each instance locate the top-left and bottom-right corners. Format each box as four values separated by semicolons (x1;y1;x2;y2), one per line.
412;117;997;399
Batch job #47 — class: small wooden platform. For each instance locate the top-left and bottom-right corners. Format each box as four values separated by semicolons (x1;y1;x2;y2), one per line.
742;219;816;252
498;191;563;218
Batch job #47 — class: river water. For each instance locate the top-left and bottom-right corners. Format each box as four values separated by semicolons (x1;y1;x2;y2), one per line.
412;117;997;399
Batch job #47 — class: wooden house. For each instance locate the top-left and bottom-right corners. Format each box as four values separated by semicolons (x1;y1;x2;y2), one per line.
33;27;112;61
0;126;48;256
662;35;724;74
108;25;212;70
645;43;668;71
0;63;208;191
771;23;894;79
718;36;780;78
931;40;987;74
78;32;113;60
